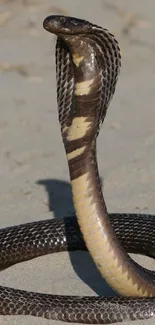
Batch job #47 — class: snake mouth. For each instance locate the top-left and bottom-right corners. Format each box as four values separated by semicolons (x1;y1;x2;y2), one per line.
43;15;94;36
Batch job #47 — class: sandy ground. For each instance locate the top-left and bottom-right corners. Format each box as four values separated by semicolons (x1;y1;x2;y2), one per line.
0;0;155;324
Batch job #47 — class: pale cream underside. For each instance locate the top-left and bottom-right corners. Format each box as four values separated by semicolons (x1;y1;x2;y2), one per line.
67;146;86;160
75;79;94;96
66;117;92;141
72;54;84;67
70;172;153;297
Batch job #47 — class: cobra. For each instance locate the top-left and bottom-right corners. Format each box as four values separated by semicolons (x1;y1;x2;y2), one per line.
0;15;155;324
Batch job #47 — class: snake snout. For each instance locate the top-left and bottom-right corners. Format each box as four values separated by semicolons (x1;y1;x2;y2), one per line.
43;16;67;34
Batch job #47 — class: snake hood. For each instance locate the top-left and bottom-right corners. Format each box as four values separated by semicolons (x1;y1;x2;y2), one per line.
43;15;121;139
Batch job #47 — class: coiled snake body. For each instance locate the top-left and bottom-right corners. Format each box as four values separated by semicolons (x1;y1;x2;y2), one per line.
0;15;155;324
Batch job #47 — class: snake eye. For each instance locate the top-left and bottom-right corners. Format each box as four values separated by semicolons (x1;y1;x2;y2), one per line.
60;16;66;24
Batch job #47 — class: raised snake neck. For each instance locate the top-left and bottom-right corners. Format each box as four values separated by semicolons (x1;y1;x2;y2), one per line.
43;15;155;296
0;15;154;324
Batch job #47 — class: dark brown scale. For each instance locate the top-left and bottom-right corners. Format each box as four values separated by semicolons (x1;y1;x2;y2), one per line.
90;33;119;125
0;214;155;324
56;39;74;130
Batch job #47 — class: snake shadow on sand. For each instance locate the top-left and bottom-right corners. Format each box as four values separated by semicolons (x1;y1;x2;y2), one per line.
37;178;116;297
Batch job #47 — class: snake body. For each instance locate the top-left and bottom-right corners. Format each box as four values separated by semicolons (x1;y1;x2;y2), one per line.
0;15;155;324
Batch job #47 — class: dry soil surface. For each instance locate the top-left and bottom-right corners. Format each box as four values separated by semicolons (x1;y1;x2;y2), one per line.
0;1;155;324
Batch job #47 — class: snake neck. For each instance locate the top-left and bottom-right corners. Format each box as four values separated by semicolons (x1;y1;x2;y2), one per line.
67;142;108;221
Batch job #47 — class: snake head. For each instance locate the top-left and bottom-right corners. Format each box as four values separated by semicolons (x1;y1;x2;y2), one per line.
43;15;93;36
